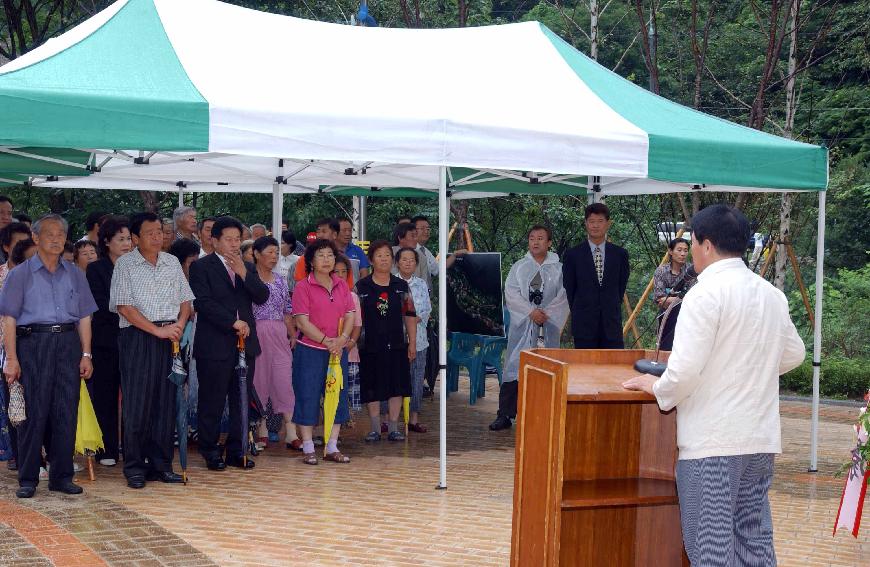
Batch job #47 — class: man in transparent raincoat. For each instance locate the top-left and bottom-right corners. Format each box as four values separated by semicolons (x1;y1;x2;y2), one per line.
489;225;569;431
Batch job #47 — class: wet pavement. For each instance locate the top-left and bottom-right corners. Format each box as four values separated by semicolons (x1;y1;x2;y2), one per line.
0;377;867;566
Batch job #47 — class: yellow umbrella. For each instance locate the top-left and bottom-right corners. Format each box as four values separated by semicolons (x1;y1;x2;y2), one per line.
75;379;103;481
403;396;410;436
323;320;344;449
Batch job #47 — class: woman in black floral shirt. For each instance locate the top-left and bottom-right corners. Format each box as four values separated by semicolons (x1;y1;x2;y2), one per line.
355;240;417;443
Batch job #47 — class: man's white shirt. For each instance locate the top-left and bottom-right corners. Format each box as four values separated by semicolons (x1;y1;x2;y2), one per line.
652;257;805;460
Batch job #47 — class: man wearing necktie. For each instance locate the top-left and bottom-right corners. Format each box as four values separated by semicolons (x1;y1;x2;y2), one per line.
188;216;268;472
562;203;630;349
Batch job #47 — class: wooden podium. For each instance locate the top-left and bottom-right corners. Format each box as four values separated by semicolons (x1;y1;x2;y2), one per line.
510;349;688;567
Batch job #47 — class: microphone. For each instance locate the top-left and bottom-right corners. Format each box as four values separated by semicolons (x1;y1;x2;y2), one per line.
529;274;545;348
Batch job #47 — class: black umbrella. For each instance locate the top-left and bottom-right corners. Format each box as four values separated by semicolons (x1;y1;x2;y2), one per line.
167;341;189;483
236;336;250;467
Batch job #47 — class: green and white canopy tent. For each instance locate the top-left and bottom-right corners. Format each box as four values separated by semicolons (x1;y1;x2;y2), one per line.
0;0;829;481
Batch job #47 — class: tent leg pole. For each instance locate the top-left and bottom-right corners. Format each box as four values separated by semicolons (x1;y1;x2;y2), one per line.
438;166;448;490
271;182;283;240
178;187;184;207
809;190;825;473
359;195;367;241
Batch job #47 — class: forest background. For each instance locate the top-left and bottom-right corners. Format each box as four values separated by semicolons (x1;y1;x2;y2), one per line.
2;0;868;396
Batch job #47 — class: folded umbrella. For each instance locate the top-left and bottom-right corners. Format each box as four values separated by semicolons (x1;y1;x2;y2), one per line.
322;320;344;449
167;340;189;483
403;396;410;436
75;379;103;481
236;335;250;467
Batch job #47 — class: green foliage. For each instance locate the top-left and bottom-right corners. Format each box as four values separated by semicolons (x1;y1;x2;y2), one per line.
791;263;870;360
781;357;870;400
826;160;870;270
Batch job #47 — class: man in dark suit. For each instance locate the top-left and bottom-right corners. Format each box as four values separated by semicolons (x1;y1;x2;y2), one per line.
562;203;630;349
189;216;269;471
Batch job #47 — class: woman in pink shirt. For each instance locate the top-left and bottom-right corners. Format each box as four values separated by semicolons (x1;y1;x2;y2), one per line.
291;239;355;465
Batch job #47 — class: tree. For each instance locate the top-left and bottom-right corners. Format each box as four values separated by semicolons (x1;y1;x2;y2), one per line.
0;1;108;60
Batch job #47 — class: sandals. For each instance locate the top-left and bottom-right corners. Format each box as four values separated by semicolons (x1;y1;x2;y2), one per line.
408;423;428;433
286;439;303;451
302;453;318;465
323;451;351;464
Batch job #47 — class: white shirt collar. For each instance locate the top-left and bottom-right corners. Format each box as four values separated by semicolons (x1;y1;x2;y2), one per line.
697;257;745;281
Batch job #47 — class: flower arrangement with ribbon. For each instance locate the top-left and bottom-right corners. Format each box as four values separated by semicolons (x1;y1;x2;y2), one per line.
377;291;389;317
834;391;870;537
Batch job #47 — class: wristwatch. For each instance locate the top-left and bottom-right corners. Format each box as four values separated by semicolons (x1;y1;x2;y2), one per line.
82;352;93;359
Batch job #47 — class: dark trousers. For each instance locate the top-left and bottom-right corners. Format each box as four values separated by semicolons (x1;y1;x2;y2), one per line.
657;304;681;352
90;346;121;461
573;315;625;349
118;327;175;479
497;380;518;419
195;356;256;460
17;331;81;488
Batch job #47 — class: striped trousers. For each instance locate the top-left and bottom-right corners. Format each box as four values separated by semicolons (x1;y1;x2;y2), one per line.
677;453;777;567
17;330;81;488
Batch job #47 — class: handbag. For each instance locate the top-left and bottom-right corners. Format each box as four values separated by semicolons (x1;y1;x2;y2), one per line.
8;381;25;427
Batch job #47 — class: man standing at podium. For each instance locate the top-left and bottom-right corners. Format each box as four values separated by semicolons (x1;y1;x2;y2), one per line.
562;203;630;349
490;225;568;431
624;204;805;567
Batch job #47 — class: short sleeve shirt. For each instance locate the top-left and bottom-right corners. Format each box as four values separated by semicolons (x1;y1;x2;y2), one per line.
291;273;355;350
347;292;363;363
110;248;195;327
253;273;292;321
343;243;371;270
0;254;98;325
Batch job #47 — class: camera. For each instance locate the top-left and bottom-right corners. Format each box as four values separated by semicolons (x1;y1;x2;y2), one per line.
668;264;698;298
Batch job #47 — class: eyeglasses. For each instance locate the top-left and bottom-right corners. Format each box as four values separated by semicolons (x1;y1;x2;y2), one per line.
314;252;335;260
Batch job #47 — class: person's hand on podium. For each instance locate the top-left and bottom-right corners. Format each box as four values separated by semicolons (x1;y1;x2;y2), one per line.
622;374;658;395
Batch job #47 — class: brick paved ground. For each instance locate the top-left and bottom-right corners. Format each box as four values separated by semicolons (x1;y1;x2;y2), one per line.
0;377;868;566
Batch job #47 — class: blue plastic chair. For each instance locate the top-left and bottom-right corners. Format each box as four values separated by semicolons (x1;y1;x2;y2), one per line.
470;336;508;404
446;332;480;395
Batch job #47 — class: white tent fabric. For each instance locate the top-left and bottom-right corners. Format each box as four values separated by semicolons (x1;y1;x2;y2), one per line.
154;0;649;174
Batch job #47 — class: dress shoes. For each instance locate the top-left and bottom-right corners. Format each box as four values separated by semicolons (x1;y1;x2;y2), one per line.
48;482;83;495
16;486;35;498
146;471;184;483
225;456;255;469
204;457;226;471
489;415;513;431
126;475;146;489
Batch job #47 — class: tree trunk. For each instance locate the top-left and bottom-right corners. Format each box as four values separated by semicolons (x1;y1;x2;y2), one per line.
774;0;801;291
690;0;717;110
633;0;660;94
141;191;159;213
590;0;599;60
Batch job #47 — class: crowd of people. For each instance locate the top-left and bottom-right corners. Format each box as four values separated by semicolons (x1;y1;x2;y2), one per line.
0;194;810;567
0;197;450;496
0;194;753;504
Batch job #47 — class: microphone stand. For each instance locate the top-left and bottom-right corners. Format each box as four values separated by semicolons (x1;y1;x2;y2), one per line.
633;296;682;376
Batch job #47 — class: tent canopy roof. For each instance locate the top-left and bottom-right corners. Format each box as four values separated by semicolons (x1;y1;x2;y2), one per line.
0;0;827;194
